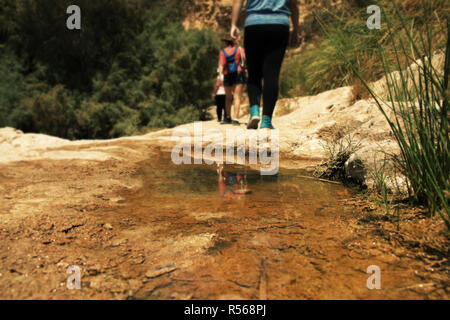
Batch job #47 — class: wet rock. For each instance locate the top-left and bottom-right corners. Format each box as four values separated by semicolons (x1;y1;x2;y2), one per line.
55;238;68;246
87;264;103;276
40;223;54;231
171;292;193;300
111;239;127;247
145;265;177;278
129;254;145;265
104;223;113;230
217;294;246;300
127;279;143;292
119;264;141;280
56;261;69;269
89;275;106;289
60;223;84;234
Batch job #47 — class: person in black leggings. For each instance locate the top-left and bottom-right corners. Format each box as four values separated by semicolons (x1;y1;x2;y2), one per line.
231;0;299;129
215;95;226;122
245;25;289;128
212;71;227;122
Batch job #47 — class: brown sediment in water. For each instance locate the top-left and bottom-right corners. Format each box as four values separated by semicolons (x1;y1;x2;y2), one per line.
0;145;447;300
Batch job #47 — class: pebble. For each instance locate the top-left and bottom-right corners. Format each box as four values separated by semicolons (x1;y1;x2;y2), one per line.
111;239;126;247
104;223;113;230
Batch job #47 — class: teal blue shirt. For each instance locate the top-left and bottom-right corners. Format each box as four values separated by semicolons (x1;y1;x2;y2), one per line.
245;0;291;27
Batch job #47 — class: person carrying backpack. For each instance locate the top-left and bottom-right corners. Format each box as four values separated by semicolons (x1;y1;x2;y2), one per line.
218;37;245;124
230;0;299;129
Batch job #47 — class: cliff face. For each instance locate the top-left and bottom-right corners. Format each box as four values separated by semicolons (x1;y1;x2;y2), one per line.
182;0;343;45
181;0;234;31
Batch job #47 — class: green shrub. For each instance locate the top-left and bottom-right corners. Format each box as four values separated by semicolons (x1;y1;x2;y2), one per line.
0;47;23;127
27;85;79;138
0;2;220;139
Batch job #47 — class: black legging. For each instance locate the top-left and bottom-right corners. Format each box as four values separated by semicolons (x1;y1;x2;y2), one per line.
215;94;226;121
244;24;289;118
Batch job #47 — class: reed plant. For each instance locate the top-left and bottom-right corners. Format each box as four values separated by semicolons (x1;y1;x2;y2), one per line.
320;2;449;229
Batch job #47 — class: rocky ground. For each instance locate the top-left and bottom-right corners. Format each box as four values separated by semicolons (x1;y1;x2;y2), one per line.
0;81;448;299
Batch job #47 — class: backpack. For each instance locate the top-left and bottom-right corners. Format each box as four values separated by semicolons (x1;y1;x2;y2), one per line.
222;46;238;74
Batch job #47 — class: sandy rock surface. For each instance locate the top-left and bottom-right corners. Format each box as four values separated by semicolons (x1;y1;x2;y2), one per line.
0;83;399;176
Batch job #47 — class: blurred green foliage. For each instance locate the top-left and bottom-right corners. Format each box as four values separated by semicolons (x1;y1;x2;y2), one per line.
0;0;220;139
280;0;449;98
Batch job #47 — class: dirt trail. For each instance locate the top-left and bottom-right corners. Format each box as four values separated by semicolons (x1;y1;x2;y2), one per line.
0;130;448;299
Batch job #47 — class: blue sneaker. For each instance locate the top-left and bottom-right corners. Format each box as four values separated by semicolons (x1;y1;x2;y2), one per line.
260;115;275;129
247;105;260;129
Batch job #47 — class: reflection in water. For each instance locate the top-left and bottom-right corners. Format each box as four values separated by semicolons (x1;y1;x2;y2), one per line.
136;152;351;219
217;164;251;200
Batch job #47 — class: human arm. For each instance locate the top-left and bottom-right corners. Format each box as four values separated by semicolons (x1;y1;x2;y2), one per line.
290;0;299;47
231;0;245;39
212;76;221;99
218;50;226;78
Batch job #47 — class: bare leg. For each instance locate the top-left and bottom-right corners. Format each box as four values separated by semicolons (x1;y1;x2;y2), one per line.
225;85;235;119
233;84;244;120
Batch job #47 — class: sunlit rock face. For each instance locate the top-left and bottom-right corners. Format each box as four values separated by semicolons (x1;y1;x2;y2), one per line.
181;0;344;45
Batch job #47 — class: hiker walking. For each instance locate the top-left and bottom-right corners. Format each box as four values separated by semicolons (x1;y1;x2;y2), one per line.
212;69;226;122
218;36;245;124
231;0;299;129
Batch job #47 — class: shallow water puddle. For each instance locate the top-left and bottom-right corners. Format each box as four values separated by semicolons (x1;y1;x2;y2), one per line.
115;154;422;299
120;153;390;299
136;153;350;216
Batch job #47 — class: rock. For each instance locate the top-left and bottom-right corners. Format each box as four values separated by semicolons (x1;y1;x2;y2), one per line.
217;294;246;300
127;279;143;292
345;153;366;184
89;275;106;289
145;265;177;278
104;223;113;230
87;264;103;276
171;292;193;300
111;239;127;247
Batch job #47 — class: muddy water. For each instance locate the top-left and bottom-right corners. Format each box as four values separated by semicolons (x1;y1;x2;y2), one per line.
120;153;394;299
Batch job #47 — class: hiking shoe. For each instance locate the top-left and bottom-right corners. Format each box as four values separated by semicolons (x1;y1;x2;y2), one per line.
232;120;240;125
247;105;260;129
221;116;232;125
260;115;275;129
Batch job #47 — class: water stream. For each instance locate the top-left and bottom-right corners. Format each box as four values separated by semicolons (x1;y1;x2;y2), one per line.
121;152;364;299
